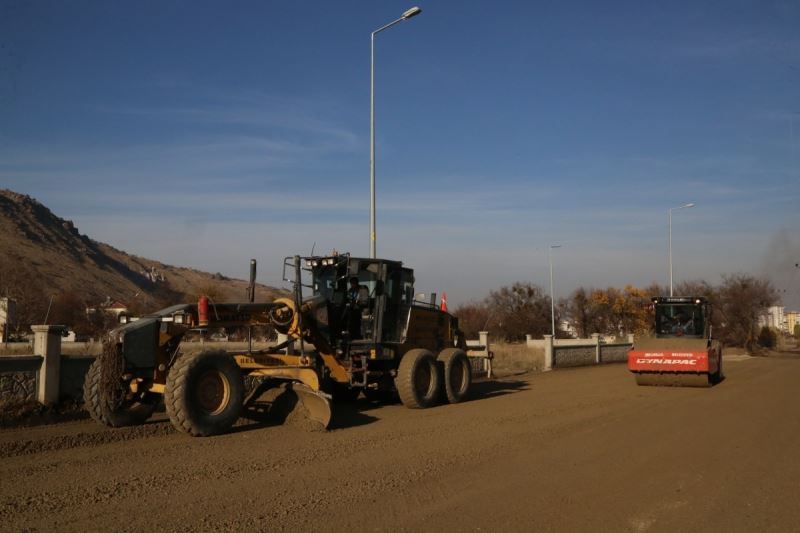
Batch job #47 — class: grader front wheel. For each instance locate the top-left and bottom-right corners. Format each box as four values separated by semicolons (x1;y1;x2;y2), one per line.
83;358;156;427
165;350;244;436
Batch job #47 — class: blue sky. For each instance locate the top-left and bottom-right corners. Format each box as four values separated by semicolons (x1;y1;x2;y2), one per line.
2;1;799;308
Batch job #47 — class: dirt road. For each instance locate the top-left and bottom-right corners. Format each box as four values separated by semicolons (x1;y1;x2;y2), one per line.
2;355;799;532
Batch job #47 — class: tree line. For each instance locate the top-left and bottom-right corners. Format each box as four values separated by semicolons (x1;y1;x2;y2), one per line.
0;250;782;349
454;274;780;349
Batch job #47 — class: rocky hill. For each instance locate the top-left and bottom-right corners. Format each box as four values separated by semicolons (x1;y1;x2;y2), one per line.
0;189;286;315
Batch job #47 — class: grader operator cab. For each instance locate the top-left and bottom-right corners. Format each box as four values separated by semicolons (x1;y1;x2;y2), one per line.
627;296;723;387
84;254;473;436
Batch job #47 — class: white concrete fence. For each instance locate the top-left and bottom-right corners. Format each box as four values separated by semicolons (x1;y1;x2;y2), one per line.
526;333;634;371
0;325;94;405
0;327;497;406
466;331;493;378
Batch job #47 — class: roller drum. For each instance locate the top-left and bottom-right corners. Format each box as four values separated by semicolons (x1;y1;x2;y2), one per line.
634;372;711;388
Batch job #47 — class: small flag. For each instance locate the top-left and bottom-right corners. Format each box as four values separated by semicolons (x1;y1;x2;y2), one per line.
441;291;448;312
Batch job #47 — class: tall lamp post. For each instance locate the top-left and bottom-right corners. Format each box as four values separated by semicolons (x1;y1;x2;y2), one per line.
791;111;800;181
549;244;562;337
370;6;422;258
668;203;695;296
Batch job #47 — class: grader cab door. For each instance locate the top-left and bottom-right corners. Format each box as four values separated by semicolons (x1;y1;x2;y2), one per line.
381;265;414;343
343;259;412;345
344;259;384;343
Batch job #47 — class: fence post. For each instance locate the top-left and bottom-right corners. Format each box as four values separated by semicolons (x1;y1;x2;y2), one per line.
543;334;553;371
478;331;492;378
591;333;601;364
32;325;62;404
479;331;489;354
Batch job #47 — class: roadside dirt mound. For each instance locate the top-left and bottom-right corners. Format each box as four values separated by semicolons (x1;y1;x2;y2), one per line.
0;399;88;430
0;417;174;458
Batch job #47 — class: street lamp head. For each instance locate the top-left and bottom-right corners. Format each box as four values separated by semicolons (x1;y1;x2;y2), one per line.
402;6;422;19
550;244;562;249
670;202;695;212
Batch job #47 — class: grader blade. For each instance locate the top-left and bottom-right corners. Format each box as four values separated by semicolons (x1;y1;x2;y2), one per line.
260;382;332;431
291;384;332;430
634;372;711;388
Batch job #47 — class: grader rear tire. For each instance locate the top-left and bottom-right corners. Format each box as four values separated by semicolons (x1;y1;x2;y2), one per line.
83;358;156;427
438;348;472;404
165;350;244;436
396;349;440;409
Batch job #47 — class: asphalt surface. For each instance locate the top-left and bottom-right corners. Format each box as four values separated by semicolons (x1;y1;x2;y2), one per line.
2;354;799;532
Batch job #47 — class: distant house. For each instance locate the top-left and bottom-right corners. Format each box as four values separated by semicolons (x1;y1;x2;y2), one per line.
105;301;129;316
86;298;129;317
559;319;578;338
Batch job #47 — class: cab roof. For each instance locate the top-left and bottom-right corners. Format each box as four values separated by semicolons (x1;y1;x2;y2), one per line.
652;296;707;304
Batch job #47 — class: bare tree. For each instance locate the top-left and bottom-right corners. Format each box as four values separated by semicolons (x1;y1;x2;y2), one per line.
485;282;552;341
715;274;779;348
452;301;490;339
673;279;715;299
48;291;92;333
565;287;594;338
566;284;666;338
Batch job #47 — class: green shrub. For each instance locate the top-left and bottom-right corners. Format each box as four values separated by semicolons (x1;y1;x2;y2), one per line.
757;326;777;349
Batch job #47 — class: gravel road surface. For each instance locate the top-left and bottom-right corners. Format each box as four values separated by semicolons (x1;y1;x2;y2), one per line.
2;355;798;532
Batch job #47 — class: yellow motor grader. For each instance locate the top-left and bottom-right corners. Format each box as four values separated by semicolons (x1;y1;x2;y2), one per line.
84;254;473;436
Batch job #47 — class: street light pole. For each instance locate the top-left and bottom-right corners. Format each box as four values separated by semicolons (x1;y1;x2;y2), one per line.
549;244;562;337
792;112;795;170
668;203;695;296
370;6;422;259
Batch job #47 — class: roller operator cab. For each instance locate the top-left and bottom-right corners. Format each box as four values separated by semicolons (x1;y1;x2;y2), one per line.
627;296;723;387
651;296;710;339
83;253;474;437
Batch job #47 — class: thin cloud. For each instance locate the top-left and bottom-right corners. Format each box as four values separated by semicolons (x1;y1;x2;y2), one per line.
91;84;361;153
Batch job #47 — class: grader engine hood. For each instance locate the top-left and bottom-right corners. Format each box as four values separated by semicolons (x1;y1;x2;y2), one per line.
115;304;195;368
628;338;710;373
